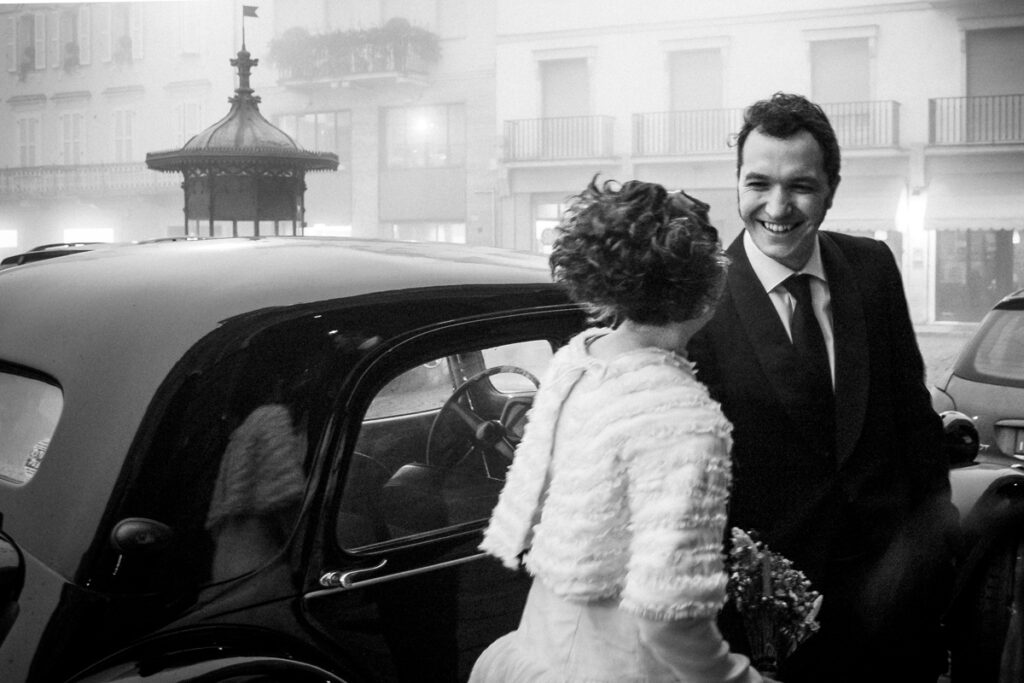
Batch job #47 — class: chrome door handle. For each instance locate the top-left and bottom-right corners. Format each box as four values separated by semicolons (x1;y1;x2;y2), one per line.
320;559;387;588
313;552;488;595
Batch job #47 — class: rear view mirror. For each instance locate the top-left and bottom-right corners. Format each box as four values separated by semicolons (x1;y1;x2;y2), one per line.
942;410;980;468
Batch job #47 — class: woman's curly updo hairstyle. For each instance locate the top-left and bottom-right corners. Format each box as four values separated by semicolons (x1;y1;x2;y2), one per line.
549;176;727;326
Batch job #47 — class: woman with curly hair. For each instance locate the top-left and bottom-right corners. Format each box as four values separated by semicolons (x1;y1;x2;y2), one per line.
471;177;769;682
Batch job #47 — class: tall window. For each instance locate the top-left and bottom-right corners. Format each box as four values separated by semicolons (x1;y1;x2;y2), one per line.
57;5;91;68
966;27;1024;97
60;112;86;165
541;58;589;118
113;110;135;162
669;49;723;111
277;111;352;168
810;38;870;103
17;116;40;166
383;104;465;169
97;3;142;63
7;12;45;75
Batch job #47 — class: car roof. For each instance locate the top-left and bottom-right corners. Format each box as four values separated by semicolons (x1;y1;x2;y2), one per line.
0;236;552;358
0;237;561;572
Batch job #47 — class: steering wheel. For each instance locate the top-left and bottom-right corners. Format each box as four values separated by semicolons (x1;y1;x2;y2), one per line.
425;365;540;473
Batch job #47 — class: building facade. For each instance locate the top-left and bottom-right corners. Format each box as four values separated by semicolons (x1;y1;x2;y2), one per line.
1;0;1021;323
0;1;240;246
494;0;1024;323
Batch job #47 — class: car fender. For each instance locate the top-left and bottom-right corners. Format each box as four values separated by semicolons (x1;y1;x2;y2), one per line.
949;470;1024;603
65;625;357;683
950;467;1024;522
956;470;1024;540
71;654;348;683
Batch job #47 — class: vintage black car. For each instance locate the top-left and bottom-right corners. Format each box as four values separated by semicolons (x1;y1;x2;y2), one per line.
0;237;1021;682
0;237;583;682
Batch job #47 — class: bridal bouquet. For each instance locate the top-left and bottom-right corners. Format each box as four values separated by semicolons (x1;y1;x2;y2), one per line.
726;527;823;676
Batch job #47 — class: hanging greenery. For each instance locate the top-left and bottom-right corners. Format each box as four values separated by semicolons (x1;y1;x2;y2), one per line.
267;19;441;81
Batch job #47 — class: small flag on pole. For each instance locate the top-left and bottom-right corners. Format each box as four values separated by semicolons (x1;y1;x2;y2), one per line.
243;6;258;18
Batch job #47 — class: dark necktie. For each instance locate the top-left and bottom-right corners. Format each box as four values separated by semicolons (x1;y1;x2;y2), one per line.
782;274;835;446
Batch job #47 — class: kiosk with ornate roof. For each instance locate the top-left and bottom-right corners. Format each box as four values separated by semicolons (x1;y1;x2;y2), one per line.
147;46;338;237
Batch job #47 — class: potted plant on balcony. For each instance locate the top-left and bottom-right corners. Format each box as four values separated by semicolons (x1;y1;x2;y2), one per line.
268;20;440;81
267;26;315;79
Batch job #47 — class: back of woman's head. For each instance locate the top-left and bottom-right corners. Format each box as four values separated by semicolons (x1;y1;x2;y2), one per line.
550;176;727;326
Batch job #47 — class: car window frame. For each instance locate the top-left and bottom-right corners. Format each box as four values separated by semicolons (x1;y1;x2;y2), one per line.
312;306;583;584
954;303;1024;389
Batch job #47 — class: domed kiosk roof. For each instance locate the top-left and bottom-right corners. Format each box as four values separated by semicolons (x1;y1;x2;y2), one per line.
146;49;338;172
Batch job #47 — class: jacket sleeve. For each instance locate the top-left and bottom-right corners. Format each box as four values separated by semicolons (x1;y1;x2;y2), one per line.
872;241;949;503
618;372;733;621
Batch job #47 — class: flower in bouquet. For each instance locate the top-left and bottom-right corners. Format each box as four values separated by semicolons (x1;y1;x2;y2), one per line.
726;527;823;675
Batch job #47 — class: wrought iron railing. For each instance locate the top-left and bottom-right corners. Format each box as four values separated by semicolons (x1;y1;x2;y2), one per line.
633;101;900;157
930;94;1024;145
276;44;430;82
504;116;615;161
633;108;744;156
821;100;900;148
0;162;180;199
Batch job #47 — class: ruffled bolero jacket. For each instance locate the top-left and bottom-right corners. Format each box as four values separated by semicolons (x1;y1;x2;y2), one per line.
480;328;735;621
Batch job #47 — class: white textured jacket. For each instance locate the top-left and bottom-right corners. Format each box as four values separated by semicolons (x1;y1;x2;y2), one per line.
481;327;735;621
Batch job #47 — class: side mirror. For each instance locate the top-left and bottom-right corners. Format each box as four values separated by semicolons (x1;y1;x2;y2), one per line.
942;410;979;468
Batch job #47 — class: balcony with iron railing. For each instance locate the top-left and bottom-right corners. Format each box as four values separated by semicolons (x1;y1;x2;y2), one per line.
633;108;744;157
930;94;1024;145
633;101;901;157
0;162;181;199
504;116;616;162
268;20;440;87
821;100;900;149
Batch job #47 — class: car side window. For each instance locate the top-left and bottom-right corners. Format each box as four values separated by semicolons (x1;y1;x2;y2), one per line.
968;309;1024;383
336;339;552;550
0;369;62;485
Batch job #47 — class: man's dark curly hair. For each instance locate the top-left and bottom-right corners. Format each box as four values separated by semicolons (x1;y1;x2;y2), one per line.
549;176;727;326
736;92;841;189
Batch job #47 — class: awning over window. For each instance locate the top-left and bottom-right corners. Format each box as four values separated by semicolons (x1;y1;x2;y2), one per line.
824;175;905;233
925;173;1024;231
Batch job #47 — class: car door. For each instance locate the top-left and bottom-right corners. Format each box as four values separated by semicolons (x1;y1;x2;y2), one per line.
301;308;581;683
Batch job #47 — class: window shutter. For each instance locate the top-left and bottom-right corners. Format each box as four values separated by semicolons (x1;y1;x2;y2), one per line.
48;10;59;69
78;6;91;65
6;16;16;72
129;5;143;60
96;4;110;63
33;11;45;69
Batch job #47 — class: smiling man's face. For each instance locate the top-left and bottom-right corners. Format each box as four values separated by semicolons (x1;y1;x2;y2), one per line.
737;128;838;270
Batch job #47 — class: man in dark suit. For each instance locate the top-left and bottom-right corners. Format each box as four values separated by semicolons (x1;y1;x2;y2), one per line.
688;93;959;682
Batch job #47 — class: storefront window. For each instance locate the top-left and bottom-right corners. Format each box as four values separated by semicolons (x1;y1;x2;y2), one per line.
935;230;1016;322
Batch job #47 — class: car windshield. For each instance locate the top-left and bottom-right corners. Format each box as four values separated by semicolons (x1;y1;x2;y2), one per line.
956;307;1024;388
0;370;62;485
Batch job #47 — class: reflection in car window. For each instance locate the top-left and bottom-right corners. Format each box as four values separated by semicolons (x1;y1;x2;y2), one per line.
0;371;62;485
482;340;552;393
338;339;552;550
363;358;454;419
968;310;1024;383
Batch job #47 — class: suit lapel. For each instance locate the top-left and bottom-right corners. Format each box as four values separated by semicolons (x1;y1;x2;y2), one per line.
724;236;833;453
819;233;869;465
